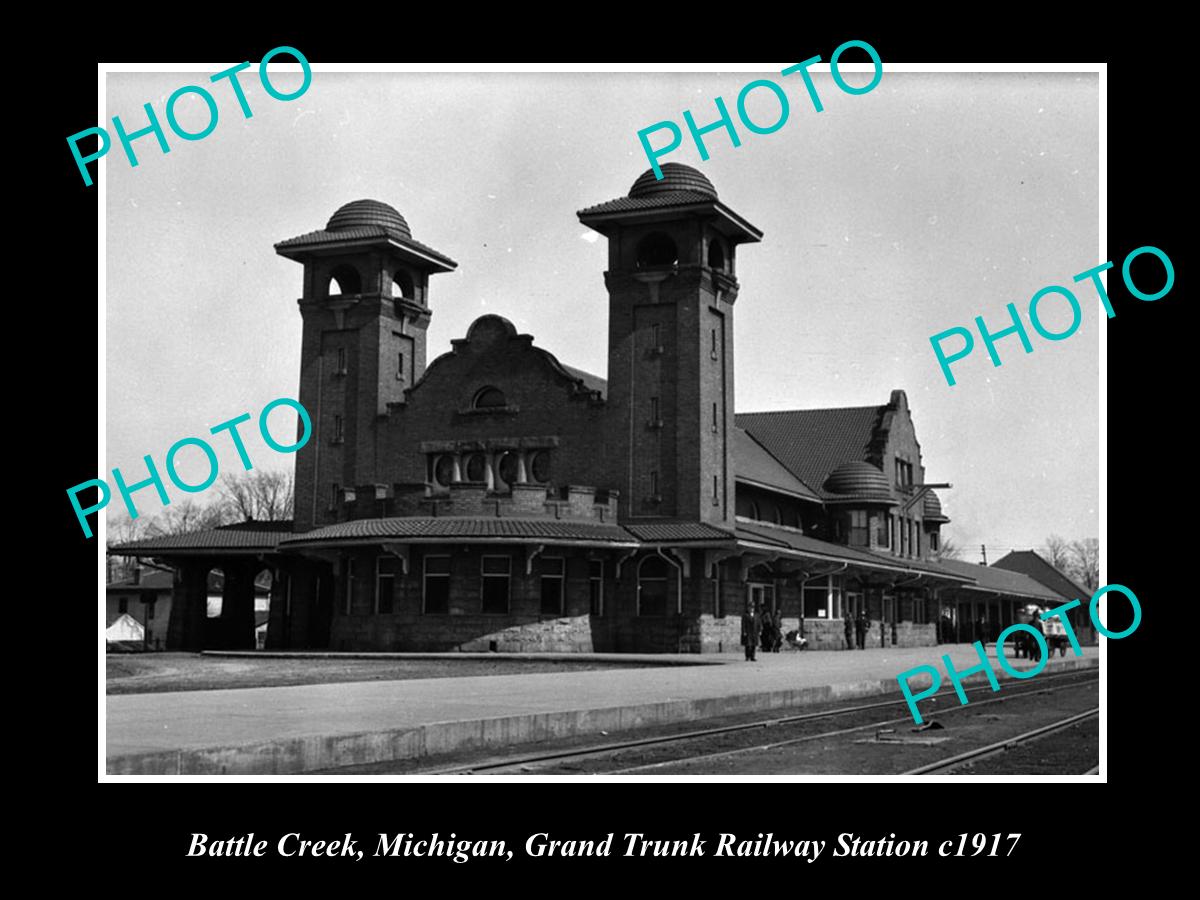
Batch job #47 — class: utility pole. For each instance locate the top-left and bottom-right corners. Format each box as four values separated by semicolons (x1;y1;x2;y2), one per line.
980;544;988;565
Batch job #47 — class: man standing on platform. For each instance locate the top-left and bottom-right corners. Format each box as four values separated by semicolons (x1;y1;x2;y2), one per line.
844;613;854;651
855;609;869;650
741;600;761;662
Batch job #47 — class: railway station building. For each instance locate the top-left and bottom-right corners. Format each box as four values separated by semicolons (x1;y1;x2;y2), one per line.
111;164;1066;654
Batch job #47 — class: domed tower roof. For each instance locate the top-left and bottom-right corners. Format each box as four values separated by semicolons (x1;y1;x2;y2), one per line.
628;163;718;200
326;199;412;240
275;198;456;271
922;489;950;523
822;461;898;505
577;165;762;245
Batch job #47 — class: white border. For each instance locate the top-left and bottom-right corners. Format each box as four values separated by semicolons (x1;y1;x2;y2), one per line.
98;60;1107;784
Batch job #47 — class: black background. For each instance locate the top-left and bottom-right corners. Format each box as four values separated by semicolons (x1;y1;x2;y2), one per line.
40;14;1177;884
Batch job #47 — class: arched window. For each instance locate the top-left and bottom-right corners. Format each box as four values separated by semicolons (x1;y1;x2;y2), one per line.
473;387;507;409
530;451;551;483
637;556;671;617
392;269;415;300
432;455;455;488
328;264;362;297
707;238;726;271
497;451;520;488
749;501;760;521
635;232;678;268
465;453;487;482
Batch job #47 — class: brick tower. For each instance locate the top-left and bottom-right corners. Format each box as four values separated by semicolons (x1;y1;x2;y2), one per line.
275;200;457;532
578;164;762;527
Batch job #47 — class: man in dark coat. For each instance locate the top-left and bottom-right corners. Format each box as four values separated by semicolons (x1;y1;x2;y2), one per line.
844;614;854;650
855;610;868;650
741;602;761;661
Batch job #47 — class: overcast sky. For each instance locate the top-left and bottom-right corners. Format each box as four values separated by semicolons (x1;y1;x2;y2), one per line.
105;69;1099;558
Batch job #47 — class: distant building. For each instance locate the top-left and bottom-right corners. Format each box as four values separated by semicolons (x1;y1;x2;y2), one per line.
112;165;1075;654
992;550;1098;645
106;566;174;650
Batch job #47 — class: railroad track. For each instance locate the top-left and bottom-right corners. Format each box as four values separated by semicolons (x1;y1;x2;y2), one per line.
422;669;1099;776
901;708;1099;775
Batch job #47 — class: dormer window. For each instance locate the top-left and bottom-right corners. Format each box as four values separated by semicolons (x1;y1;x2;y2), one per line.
473;387;507;409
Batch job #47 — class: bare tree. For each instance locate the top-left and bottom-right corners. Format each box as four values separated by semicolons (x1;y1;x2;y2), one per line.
218;470;295;522
1039;534;1073;573
935;537;964;560
105;500;231;581
1069;538;1100;592
147;498;234;536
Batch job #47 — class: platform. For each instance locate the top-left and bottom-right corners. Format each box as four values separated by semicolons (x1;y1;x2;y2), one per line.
105;643;1101;775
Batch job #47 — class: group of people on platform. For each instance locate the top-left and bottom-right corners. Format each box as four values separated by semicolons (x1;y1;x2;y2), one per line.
740;604;785;661
740;603;1059;662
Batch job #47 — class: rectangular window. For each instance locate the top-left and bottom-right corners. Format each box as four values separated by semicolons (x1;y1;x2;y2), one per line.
589;560;604;616
651;323;661;349
650;471;659;497
908;519;915;557
481;555;511;613
931;531;940;553
330;483;340;510
336;347;347;374
712;474;720;505
344;558;355;615
540;557;565;615
650;396;660;422
146;599;155;620
711;328;719;359
423;555;450;614
397;351;405;382
375;557;396;614
118;597;128;614
849;509;869;547
333;415;344;443
876;513;890;547
803;578;830;618
916;527;922;557
712;402;718;433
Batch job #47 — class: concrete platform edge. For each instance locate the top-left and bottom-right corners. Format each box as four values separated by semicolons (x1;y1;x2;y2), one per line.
107;656;1098;775
199;650;726;666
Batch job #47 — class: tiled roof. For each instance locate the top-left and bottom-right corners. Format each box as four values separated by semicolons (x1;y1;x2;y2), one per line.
274;225;457;269
108;523;291;555
992;551;1090;602
560;364;607;400
738;521;929;574
736;405;883;498
283;517;638;546
624;523;734;543
932;557;1062;601
823;460;897;505
576;191;717;217
732;428;821;501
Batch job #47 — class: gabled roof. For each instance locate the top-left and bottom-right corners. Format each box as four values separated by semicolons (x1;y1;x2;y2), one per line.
932;557;1062;601
732;427;821;502
560;364;607;400
109;521;293;556
281;517;639;548
992;551;1090;602
736;521;973;582
736;405;884;500
625;522;733;543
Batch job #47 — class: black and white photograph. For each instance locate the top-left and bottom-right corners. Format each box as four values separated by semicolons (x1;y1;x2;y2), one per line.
94;62;1108;780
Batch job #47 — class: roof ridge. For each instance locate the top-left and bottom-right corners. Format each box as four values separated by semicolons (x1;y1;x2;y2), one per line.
735;427;821;496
